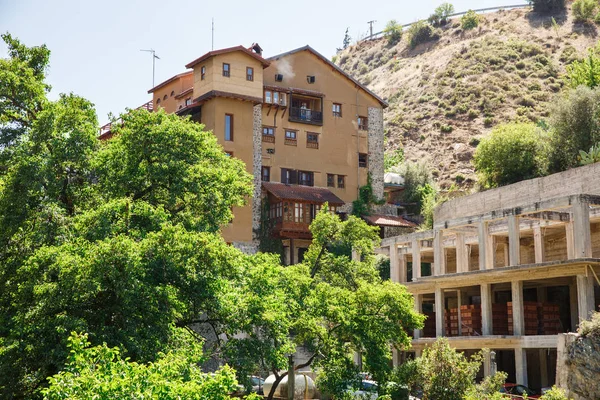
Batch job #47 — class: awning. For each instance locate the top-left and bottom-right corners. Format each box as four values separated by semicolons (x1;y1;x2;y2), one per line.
262;182;344;206
363;214;417;228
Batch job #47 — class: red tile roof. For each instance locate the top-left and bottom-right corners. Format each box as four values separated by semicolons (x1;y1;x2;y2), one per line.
185;45;270;69
262;182;345;206
363;214;417;228
147;71;193;94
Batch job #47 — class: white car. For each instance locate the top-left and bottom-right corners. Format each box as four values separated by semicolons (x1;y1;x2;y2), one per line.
350;380;378;399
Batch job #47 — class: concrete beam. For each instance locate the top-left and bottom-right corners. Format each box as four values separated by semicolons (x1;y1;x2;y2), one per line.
523;211;571;222
511;280;525;336
508;215;521;266
515;347;528;386
435;287;445;337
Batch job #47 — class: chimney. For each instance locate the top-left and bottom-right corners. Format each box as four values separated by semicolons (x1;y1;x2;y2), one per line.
250;43;263;56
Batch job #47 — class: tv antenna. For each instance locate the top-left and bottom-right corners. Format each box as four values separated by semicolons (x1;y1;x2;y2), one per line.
212;18;215;50
367;20;376;40
140;49;160;87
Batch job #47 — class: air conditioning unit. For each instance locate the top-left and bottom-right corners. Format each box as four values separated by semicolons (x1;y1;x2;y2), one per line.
266;148;275;154
307;75;316;84
275;74;283;82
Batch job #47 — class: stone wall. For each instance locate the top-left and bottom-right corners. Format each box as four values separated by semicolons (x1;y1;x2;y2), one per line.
250;103;262;249
556;332;600;400
436;163;600;222
368;107;384;201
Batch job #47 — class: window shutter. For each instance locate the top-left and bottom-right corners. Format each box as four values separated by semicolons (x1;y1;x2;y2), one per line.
290;170;298;184
281;168;288;184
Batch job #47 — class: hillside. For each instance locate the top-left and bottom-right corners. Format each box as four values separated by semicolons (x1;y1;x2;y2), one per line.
337;5;598;188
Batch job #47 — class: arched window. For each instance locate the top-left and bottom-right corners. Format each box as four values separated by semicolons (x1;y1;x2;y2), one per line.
170;90;175;97
156;98;161;105
163;94;168;101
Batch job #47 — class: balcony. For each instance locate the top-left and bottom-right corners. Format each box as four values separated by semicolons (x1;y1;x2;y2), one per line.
289;107;323;125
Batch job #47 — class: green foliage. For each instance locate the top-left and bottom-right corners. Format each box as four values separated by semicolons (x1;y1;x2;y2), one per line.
397;160;434;216
417;183;437;230
572;0;597;22
42;331;239;400
539;386;572;400
527;0;565;13
577;311;600;337
343;28;351;49
474;122;549;188
430;3;455;26
384;147;405;171
464;371;508;400
579;143;600;165
352;175;384;216
407;21;440;49
384;20;403;45
567;51;600;89
461;10;480;30
548;86;600;172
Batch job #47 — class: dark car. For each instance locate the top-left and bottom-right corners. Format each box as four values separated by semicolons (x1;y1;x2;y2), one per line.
500;383;541;399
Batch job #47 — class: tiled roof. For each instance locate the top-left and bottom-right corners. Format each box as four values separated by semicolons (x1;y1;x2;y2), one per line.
262;182;345;206
147;71;193;94
363;214;417;228
185;45;270;69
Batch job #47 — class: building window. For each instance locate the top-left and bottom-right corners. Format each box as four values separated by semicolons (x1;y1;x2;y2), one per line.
223;63;230;77
201;65;206;80
285;130;297;146
170;90;175;97
306;132;319;149
262;126;275;143
332;103;342;117
281;168;297;185
265;91;272;103
156;98;161;105
246;67;254;81
262;166;271;182
273;92;280;105
163;94;168;101
337;175;346;189
358;116;368;130
359;153;368;168
185;98;192;106
225;151;233;157
225;114;233;141
327;174;335;187
299;171;314;187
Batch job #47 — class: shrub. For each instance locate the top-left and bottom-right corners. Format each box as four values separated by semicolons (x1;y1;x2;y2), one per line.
474;122;549;188
417;183;437;230
384;147;405;171
396;160;434;215
464;371;508;400
441;124;453;132
407;20;440;48
579;144;600;165
461;10;480;30
572;0;597;22
539;386;571;400
567;51;600;88
430;2;455;26
384;20;403;45
467;108;479;119
577;311;600;337
528;0;565;13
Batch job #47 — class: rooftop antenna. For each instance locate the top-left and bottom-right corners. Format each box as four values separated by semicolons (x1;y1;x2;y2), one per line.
140;49;160;87
367;20;376;40
212;18;215;50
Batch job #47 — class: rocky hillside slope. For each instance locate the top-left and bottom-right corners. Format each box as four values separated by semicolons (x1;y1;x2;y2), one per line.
336;6;598;188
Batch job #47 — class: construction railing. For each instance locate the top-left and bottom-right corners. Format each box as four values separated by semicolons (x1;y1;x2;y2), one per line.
98;100;154;137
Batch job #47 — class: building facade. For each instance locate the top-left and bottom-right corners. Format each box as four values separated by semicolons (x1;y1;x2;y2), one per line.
378;163;600;391
146;44;388;260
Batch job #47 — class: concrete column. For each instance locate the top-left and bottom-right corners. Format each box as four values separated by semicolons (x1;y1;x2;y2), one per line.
435;287;445;337
511;280;524;336
412;239;421;281
414;294;423;339
483;351;492;377
389;245;399;283
455;233;467;273
565;222;575;260
569;280;579;331
503;243;510;267
414;349;422;358
486;232;495;269
478;221;488;271
399;253;407;284
515;348;528;386
481;283;493;336
533;226;545;264
539;349;549;388
433;230;445;276
507;215;520;266
577;274;595;322
457;290;463;336
573;201;592;258
392;348;399;368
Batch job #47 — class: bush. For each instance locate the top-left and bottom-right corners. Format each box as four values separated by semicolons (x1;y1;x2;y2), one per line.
548;86;600;172
567;51;600;89
407;20;440;48
572;0;597;22
578;311;600;337
474;122;549;188
384;147;405;171
528;0;565;13
464;371;508;400
461;10;480;30
430;2;455;26
384;20;403;45
396;160;434;216
539;386;571;400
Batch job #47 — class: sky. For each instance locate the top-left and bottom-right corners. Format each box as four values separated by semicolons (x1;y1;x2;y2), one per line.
1;0;524;125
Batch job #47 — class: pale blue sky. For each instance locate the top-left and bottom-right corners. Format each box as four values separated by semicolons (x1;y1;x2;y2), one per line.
1;0;524;124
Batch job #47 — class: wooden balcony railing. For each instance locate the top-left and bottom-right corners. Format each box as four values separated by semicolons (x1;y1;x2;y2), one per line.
289;107;323;125
263;135;275;143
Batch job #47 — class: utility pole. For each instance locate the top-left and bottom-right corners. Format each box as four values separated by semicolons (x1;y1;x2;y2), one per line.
140;49;160;87
287;354;295;400
367;20;376;40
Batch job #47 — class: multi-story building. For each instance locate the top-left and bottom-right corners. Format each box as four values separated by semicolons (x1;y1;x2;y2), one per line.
379;163;600;391
144;43;392;261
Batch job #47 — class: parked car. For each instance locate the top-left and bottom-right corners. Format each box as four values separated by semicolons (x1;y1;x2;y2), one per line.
500;383;541;399
249;376;265;395
348;380;378;399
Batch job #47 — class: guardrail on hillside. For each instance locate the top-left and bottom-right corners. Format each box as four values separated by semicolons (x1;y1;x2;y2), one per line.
361;3;531;42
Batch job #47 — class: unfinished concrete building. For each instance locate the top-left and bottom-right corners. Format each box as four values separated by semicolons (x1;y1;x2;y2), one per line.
379;163;600;391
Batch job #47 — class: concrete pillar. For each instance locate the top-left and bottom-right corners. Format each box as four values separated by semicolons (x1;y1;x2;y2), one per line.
414;349;422;358
457;290;463;336
515;348;528;386
486;232;495;269
412;239;421;281
503;243;510;267
433;230;445;276
569;280;579;331
399;253;407;284
390;245;399;283
576;274;595;322
539;349;549;388
392;348;400;368
414;294;423;339
481;283;493;336
573;201;592;258
565;222;575;260
511;280;524;336
483;351;492;377
435;287;445;337
478;221;488;271
455;233;467;273
533;226;544;264
507;215;520;266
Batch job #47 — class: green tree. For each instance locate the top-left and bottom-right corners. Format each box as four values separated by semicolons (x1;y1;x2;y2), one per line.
383;20;403;45
430;3;455;26
527;0;565;13
548;86;600;172
461;10;480;30
397;160;434;216
384;147;404;171
42;331;246;400
567;51;600;89
473;122;548;188
343;28;351;49
407;21;440;49
572;0;597;22
464;371;508;400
